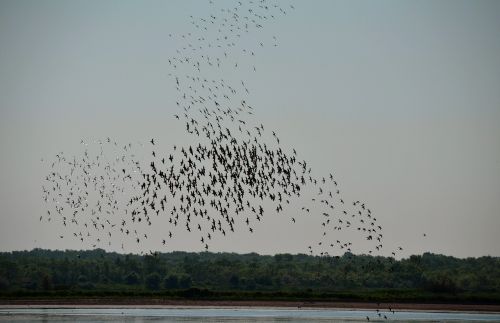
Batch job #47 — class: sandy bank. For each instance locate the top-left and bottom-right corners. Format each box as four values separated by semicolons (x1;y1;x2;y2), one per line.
0;299;499;313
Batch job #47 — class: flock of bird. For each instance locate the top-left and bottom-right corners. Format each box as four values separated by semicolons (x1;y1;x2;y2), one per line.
41;0;406;263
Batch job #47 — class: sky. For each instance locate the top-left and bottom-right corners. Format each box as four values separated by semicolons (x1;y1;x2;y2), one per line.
0;0;499;258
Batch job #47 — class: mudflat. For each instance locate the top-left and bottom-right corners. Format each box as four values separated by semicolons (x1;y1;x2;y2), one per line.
0;299;499;312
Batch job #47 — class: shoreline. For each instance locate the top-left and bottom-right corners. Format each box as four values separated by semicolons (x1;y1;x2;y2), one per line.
1;299;499;313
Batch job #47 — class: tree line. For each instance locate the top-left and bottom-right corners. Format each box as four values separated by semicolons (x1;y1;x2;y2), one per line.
0;249;499;302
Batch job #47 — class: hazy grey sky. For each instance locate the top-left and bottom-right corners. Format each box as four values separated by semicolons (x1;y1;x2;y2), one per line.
1;0;499;258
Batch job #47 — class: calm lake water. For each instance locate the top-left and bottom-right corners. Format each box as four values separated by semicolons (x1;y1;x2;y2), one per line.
1;307;500;322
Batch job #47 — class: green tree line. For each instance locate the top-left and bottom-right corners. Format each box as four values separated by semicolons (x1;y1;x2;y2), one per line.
0;249;499;302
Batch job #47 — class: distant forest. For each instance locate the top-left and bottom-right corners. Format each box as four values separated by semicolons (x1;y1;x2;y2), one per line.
1;249;499;303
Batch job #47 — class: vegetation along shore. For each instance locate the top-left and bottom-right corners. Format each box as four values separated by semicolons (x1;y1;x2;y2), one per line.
1;249;498;308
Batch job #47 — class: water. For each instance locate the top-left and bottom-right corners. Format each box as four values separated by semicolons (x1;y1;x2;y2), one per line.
1;307;500;322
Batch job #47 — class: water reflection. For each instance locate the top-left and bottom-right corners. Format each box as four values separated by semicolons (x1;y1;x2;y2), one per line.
1;307;500;322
